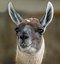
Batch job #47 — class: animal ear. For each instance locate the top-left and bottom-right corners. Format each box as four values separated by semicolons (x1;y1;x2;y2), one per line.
40;1;54;31
8;2;23;26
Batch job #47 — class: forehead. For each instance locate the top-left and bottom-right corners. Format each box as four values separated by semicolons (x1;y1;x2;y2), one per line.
19;18;40;28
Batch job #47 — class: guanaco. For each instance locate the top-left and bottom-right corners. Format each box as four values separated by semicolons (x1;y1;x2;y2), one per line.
8;1;54;64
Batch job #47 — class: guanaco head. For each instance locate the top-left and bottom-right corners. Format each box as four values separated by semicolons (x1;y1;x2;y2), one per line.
8;2;54;54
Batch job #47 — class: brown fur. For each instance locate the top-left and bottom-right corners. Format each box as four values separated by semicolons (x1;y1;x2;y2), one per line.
19;18;40;28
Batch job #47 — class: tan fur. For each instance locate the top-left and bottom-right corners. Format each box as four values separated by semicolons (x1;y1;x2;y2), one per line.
16;36;45;64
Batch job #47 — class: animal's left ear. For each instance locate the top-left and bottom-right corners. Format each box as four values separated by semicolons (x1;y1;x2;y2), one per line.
40;1;54;31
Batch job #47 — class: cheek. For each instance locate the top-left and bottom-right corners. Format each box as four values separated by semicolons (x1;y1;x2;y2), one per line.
31;32;40;40
35;33;40;38
17;36;22;43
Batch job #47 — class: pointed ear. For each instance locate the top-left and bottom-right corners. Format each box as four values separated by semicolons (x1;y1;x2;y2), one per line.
40;1;54;31
8;2;23;26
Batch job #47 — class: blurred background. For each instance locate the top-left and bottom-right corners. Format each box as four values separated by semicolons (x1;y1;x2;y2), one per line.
0;0;60;64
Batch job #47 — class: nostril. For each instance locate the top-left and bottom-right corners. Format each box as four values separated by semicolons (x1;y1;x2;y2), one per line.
25;35;29;39
20;35;29;40
20;35;23;40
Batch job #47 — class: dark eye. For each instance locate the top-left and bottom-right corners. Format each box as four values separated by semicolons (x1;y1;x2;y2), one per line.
38;28;44;34
15;27;20;34
36;28;44;34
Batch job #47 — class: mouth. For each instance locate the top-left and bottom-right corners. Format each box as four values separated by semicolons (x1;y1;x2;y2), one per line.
18;39;32;49
20;43;32;49
20;44;29;48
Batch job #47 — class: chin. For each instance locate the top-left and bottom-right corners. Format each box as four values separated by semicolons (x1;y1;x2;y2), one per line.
20;46;36;55
18;44;36;54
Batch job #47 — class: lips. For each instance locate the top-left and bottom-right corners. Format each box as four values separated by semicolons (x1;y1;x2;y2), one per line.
20;42;32;48
20;44;28;48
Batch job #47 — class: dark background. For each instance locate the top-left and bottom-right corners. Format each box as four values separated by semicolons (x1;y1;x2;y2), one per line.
0;0;60;64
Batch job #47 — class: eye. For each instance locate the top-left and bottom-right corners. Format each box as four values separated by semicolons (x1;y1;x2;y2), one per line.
35;28;44;34
15;27;20;34
38;28;44;34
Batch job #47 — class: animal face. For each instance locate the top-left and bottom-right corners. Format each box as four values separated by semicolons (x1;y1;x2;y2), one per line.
15;18;44;53
8;2;54;53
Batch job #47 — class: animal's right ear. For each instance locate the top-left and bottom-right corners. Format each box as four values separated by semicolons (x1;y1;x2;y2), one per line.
8;2;23;26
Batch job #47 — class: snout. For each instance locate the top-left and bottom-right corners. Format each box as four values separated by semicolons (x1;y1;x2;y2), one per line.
19;31;29;48
19;31;30;48
20;31;29;40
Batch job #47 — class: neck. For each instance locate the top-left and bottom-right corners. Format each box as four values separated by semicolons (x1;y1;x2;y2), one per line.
16;37;45;64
